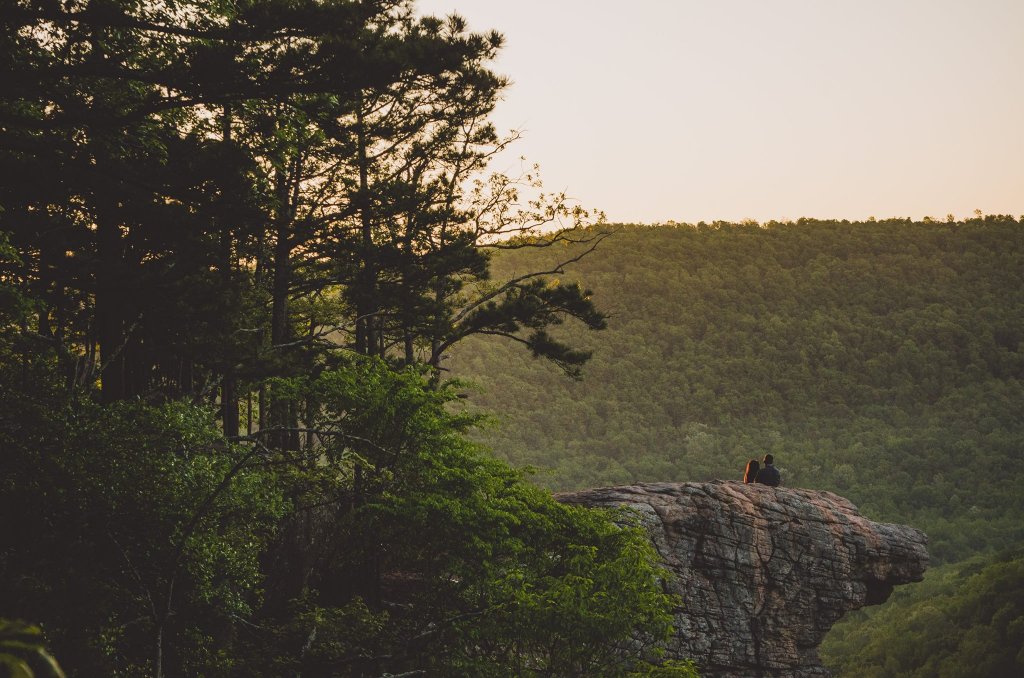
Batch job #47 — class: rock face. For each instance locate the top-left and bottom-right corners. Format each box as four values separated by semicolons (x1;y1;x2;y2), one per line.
558;481;928;677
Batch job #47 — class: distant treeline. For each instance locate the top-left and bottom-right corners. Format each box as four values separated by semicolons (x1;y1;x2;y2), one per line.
449;216;1024;563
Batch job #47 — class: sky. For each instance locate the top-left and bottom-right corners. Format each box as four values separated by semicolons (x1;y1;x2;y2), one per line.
414;0;1024;225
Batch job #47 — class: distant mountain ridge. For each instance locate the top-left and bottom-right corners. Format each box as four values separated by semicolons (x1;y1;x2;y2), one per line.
449;217;1024;563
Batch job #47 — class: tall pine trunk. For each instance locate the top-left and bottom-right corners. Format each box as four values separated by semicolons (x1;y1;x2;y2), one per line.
95;199;125;403
269;158;294;449
219;104;239;437
354;99;378;357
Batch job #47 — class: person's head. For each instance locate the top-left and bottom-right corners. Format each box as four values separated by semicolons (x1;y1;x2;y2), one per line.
763;454;774;466
744;459;759;482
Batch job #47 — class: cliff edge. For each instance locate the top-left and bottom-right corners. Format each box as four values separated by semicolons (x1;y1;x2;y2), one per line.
558;481;928;677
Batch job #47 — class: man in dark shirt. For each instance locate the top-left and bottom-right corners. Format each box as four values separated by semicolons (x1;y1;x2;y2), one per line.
756;454;781;487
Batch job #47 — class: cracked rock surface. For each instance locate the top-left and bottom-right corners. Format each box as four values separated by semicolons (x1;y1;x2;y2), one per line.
558;481;928;677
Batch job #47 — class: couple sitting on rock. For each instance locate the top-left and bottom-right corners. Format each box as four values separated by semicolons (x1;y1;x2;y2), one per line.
743;454;781;486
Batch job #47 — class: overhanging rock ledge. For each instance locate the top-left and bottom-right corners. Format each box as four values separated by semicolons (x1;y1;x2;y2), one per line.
558;481;929;678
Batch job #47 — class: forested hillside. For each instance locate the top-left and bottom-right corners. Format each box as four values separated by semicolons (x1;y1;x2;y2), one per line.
449;217;1024;563
821;548;1024;676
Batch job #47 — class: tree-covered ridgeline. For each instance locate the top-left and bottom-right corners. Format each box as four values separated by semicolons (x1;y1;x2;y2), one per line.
0;1;697;675
448;218;1024;563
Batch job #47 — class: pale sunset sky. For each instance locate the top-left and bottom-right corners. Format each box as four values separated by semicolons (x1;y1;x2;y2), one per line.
415;0;1024;225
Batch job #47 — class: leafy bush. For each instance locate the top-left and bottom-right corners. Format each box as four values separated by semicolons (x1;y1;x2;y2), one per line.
243;359;683;676
0;352;689;676
0;390;287;675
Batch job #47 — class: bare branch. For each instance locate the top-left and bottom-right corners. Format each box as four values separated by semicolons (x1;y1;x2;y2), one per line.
446;229;613;331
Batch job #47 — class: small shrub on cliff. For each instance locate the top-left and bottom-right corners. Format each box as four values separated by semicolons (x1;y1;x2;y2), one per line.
629;659;701;677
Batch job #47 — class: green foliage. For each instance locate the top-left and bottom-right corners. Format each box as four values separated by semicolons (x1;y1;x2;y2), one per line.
0;620;65;678
0;377;287;675
821;550;1024;677
457;276;608;377
245;358;682;676
0;341;688;675
0;0;684;672
0;0;605;410
629;659;701;677
449;218;1024;563
238;598;390;677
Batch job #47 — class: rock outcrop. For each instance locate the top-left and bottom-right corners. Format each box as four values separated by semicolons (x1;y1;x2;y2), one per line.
558;481;928;677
